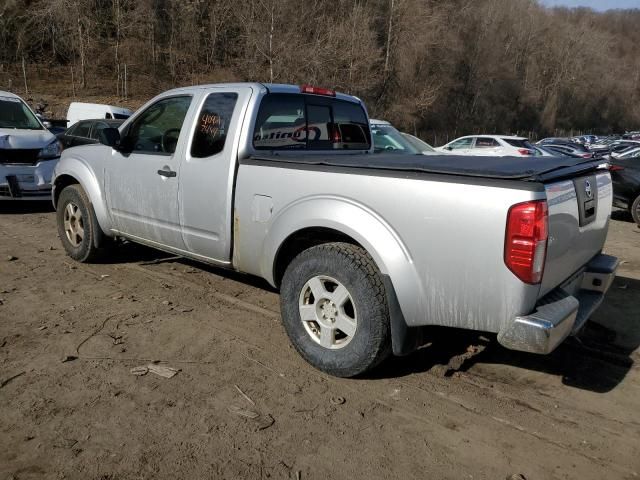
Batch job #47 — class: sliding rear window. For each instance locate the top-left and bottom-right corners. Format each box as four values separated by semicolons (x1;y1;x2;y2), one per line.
253;93;370;151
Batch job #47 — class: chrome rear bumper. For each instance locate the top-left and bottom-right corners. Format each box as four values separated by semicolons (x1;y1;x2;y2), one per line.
498;254;618;354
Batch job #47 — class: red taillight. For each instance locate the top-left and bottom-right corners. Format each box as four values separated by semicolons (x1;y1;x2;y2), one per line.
608;164;624;171
504;200;548;284
300;84;336;97
518;148;532;155
581;153;592;158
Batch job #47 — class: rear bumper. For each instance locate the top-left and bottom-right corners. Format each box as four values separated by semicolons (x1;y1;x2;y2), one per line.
497;254;618;354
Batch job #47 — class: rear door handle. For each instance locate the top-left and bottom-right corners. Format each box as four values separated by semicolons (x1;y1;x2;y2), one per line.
157;169;176;178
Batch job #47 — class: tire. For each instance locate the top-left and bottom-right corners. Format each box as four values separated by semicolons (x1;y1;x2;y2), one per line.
631;194;640;226
280;242;391;377
56;184;104;262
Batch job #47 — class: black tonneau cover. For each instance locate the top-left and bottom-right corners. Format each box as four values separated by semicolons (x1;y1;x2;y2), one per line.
248;153;605;183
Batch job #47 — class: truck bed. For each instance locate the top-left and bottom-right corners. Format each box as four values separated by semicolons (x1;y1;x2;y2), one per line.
247;153;604;183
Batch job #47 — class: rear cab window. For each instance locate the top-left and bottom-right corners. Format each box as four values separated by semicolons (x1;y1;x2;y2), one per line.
253;93;370;151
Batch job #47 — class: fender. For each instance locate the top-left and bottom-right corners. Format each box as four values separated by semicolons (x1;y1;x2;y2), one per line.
52;153;113;235
259;196;425;337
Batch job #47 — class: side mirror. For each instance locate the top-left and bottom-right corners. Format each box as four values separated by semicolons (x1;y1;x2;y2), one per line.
99;127;122;149
445;146;453;151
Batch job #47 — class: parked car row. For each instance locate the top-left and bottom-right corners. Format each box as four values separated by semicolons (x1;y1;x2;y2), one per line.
2;87;639;234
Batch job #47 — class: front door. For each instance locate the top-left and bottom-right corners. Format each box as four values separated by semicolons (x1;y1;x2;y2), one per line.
178;87;252;262
105;95;193;249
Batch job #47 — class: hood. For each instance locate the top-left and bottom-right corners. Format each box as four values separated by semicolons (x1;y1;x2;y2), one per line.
0;128;55;150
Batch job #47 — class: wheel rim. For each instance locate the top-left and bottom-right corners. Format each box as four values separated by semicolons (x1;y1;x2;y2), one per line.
63;201;84;247
298;275;357;350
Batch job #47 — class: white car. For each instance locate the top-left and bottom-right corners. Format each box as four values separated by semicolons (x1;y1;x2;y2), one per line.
0;91;62;200
436;135;535;156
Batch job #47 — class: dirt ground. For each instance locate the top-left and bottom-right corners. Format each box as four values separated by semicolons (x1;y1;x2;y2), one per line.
1;203;639;480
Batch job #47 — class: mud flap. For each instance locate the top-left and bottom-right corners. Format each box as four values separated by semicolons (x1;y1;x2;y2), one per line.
382;275;425;356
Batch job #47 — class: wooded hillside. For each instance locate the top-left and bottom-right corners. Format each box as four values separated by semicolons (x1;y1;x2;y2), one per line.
1;0;638;142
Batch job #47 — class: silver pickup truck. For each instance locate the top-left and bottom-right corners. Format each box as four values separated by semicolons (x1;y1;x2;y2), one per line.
51;83;618;377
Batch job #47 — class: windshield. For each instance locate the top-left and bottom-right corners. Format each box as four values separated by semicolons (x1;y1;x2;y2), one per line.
0;96;43;130
401;133;436;153
371;124;420;154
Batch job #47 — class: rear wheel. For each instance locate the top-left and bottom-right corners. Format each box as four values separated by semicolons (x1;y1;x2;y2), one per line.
631;194;640;226
280;242;391;377
56;185;104;262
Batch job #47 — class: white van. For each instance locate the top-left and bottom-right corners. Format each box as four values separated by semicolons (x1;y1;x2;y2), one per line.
66;102;132;128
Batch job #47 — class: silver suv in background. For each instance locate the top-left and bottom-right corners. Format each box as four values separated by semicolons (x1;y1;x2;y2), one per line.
437;135;535;156
0;91;62;200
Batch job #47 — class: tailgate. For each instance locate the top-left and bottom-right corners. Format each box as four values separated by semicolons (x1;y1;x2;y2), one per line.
540;170;613;297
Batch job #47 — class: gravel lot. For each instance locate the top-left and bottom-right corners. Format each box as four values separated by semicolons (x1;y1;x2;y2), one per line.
1;202;639;480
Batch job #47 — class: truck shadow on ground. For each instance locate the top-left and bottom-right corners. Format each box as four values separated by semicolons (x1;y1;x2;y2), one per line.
372;275;639;394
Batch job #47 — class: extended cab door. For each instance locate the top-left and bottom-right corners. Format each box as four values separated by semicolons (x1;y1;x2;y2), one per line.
178;86;252;263
105;95;194;249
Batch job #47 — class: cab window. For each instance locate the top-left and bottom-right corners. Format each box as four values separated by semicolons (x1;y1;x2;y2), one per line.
124;96;192;155
191;93;238;158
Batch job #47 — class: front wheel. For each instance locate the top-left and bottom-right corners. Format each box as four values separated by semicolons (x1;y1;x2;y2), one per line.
56;184;104;262
280;243;391;377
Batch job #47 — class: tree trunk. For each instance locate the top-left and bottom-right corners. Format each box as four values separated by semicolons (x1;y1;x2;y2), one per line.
384;0;394;75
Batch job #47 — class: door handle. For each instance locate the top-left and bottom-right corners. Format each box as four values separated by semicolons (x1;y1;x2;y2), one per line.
157;169;176;178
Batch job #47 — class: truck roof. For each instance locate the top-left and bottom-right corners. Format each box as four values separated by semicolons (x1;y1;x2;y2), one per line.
162;82;363;104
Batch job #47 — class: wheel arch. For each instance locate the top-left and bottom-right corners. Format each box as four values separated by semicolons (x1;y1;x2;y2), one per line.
53;160;112;235
262;197;425;356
